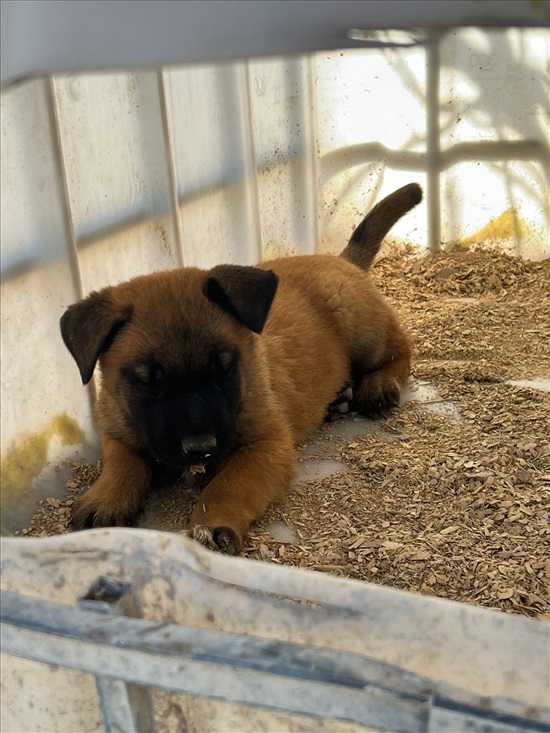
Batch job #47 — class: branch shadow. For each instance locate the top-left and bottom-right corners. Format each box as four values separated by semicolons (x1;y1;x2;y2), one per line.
319;29;549;255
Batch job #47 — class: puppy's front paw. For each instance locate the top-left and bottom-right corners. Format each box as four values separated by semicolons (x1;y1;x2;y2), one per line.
325;386;353;422
70;492;139;530
185;525;241;555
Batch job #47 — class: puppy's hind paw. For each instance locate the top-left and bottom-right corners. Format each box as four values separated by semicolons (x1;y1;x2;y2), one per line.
356;377;401;419
184;525;241;555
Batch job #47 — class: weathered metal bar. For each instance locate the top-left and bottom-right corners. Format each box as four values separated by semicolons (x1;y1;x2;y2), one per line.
78;577;156;733
1;588;548;733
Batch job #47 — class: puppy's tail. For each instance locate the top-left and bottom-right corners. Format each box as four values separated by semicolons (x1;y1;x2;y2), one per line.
341;182;422;271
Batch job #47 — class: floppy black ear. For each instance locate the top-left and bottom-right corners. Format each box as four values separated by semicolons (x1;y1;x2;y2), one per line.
60;293;132;384
203;265;279;334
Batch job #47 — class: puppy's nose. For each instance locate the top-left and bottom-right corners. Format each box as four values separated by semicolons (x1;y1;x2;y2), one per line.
181;435;217;458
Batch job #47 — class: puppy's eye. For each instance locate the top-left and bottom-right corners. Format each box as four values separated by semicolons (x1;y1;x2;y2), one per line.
133;364;152;383
132;363;164;394
218;350;234;372
207;348;237;381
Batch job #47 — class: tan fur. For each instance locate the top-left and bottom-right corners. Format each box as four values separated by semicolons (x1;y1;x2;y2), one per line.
62;184;421;553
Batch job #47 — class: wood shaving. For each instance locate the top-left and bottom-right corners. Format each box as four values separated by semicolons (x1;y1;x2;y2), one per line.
20;248;550;619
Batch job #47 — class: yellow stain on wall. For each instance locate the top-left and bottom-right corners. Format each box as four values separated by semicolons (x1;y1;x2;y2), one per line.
0;414;86;500
458;209;533;249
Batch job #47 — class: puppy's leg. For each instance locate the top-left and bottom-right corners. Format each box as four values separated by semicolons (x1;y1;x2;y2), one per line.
353;317;411;419
187;433;295;555
71;435;152;529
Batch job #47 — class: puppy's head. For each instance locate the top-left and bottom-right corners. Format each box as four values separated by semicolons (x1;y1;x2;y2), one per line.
60;265;278;470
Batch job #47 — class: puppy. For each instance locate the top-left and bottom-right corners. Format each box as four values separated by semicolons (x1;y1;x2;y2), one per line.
61;183;422;554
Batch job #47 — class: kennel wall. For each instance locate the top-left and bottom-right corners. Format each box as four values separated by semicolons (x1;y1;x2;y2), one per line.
1;2;549;731
2;26;548;527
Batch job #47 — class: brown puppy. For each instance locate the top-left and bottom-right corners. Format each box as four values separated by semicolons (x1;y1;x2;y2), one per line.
61;183;422;554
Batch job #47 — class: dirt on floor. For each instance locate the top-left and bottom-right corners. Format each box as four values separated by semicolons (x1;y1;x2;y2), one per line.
19;247;550;619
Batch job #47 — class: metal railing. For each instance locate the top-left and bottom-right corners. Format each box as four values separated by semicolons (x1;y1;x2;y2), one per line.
2;576;548;733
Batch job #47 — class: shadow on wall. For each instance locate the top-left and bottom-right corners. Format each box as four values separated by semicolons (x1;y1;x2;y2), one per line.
320;28;549;256
442;30;549;251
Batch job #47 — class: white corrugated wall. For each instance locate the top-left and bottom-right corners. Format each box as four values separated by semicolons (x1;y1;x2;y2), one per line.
1;28;548;520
